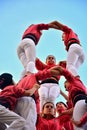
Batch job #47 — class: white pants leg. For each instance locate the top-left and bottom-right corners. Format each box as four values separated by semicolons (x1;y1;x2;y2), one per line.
15;97;37;130
73;100;87;130
0;105;25;130
67;44;85;76
38;86;48;112
20;69;26;79
17;38;36;77
38;83;60;111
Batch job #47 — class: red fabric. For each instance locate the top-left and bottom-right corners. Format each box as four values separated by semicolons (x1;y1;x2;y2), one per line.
80;112;87;125
0;69;52;112
36;115;60;130
22;23;49;45
35;58;60;80
17;69;52;90
62;25;80;50
57;115;74;130
0;85;25;110
17;69;52;113
61;68;87;104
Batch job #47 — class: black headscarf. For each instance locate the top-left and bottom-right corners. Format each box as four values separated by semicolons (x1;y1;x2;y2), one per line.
0;73;13;90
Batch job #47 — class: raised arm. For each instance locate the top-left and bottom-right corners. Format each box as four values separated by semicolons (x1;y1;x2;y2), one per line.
60;89;69;101
35;57;47;70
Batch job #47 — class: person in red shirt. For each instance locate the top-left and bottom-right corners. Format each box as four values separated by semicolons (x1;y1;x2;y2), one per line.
17;22;57;79
0;73;40;130
13;65;63;130
56;101;74;130
36;102;60;130
35;55;66;112
49;20;85;77
0;66;61;130
51;65;87;130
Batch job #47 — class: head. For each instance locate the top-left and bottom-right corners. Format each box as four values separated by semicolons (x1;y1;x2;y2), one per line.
0;73;14;90
46;55;56;65
56;101;67;114
64;80;71;91
58;60;66;68
62;32;66;41
42;102;55;117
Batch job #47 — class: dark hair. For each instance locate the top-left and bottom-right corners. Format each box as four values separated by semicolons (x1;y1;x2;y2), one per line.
56;101;67;108
0;73;13;90
42;102;54;110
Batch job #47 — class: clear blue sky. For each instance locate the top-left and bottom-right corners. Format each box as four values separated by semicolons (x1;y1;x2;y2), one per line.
0;0;87;103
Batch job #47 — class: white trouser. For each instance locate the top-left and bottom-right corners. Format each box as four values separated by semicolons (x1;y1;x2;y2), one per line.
15;97;37;130
73;100;87;130
67;44;85;76
17;38;36;78
0;105;25;130
38;83;60;112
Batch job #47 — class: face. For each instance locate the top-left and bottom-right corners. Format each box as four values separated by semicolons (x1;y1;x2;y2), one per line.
46;55;56;65
64;81;70;91
42;103;55;115
62;33;66;41
56;102;67;113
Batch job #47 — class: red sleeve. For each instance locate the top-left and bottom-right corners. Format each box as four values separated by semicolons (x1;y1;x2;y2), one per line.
59;115;70;123
35;58;47;70
80;112;87;125
38;23;49;30
35;69;52;81
13;87;25;98
61;68;75;82
62;25;71;33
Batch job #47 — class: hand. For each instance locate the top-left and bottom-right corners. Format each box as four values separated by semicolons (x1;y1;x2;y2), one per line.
59;60;66;68
71;118;81;127
34;83;40;89
25;84;40;96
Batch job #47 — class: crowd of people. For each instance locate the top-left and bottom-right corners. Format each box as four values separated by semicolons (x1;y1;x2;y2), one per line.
0;20;87;130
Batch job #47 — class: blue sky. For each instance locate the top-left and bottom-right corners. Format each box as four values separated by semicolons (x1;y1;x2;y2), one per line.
0;0;87;103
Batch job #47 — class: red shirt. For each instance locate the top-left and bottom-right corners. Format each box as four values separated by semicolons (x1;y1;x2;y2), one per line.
62;25;80;50
61;69;87;105
16;69;52;113
57;115;74;130
35;58;60;80
22;23;49;45
17;69;52;90
36;115;60;130
0;85;25;110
